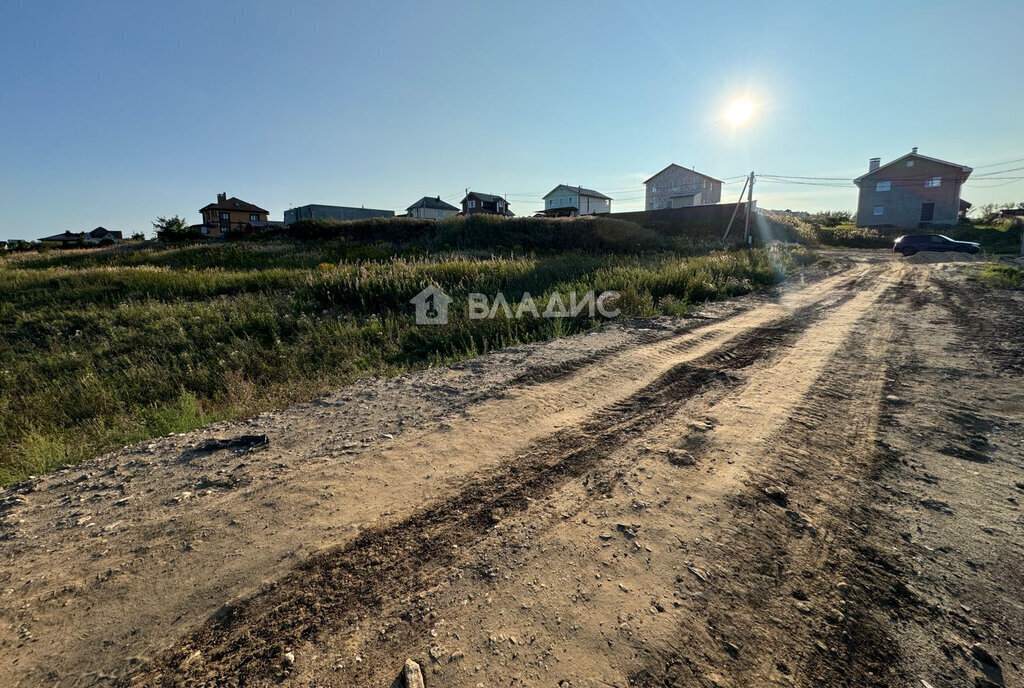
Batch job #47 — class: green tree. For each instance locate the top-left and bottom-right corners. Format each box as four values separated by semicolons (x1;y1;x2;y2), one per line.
153;215;193;242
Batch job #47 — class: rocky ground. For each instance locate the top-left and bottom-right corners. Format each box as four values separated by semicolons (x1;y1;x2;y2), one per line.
1;251;1022;688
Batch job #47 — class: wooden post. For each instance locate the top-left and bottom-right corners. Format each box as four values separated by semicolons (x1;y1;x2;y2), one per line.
742;171;754;244
723;175;750;240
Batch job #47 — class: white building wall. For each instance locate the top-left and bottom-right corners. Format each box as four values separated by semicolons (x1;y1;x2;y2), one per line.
542;186;611;214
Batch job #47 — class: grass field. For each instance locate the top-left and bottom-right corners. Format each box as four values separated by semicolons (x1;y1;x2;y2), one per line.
0;239;817;485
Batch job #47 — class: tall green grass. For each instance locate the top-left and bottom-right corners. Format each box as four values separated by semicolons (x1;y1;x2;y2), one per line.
0;242;816;485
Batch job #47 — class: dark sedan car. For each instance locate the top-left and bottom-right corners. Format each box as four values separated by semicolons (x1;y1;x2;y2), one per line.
893;234;981;256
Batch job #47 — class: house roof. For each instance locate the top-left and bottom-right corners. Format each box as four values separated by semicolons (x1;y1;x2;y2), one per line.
644;163;723;185
542;185;612;201
40;231;84;242
538;206;580;217
854;152;973;184
408;196;459;212
462;192;510;205
88;227;123;239
200;196;269;214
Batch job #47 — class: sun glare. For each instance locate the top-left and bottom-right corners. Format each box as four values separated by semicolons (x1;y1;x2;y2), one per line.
725;98;756;126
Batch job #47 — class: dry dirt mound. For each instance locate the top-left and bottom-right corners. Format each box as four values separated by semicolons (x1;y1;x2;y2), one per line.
902;251;984;264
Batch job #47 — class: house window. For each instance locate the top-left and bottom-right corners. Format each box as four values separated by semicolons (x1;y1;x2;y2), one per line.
873;206;884;216
249;214;259;222
200;226;210;234
925;177;941;188
468;200;476;209
219;212;229;220
876;181;891;192
906;160;915;167
497;202;504;211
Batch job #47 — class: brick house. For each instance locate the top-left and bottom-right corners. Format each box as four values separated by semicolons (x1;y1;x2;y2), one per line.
198;193;269;236
854;148;973;228
644;164;723;210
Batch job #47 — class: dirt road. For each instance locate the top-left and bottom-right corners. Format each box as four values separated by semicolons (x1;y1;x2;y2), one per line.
2;252;1022;687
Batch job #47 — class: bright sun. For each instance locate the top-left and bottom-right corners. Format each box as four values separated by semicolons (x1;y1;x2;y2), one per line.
725;98;756;126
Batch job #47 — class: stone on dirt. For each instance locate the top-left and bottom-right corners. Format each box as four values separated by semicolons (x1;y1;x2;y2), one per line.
763;485;789;506
667;449;696;467
404;658;425;688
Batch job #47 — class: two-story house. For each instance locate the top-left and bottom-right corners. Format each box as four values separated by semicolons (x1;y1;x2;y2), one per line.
644;164;723;210
540;185;612;216
407;196;460;219
461;192;513;216
198;193;269;236
853;148;973;228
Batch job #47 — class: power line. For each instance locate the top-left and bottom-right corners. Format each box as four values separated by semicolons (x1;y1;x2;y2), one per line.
966;178;1024;188
759;174;851;181
974;156;1024;169
974;165;1024;178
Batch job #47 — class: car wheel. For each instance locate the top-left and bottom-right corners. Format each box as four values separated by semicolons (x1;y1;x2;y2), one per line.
901;248;917;256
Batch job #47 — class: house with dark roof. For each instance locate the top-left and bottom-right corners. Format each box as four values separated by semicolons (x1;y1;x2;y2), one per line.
461;192;513;216
540;185;612;217
644;164;723;210
854;148;973;228
407;196;460;220
198;193;269;236
39;227;124;246
85;227;123;243
39;231;85;246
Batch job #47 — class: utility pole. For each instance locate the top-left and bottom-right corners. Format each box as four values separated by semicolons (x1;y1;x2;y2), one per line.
742;171;754;244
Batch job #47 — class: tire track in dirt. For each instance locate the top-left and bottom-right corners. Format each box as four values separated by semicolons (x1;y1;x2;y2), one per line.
126;293;859;687
622;266;912;687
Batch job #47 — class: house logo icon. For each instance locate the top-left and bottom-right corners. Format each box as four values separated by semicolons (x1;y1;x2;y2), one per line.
410;285;453;325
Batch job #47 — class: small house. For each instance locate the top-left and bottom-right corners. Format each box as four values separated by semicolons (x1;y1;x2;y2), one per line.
540;185;612;216
461;192;512;216
407;196;459;220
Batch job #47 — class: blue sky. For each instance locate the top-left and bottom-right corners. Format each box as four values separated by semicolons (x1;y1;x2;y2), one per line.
1;0;1022;240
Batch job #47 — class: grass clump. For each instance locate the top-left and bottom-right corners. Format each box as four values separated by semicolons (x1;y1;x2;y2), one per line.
978;262;1024;289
